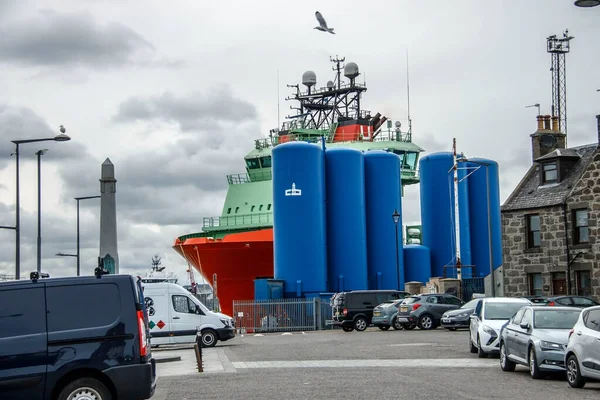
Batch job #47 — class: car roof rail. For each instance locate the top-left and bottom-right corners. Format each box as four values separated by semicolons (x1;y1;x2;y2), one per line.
30;271;50;281
94;267;110;278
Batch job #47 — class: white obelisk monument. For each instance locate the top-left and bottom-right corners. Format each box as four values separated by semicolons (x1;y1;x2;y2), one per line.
99;158;119;274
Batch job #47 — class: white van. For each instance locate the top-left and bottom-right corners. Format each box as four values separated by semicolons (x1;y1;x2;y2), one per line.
141;281;235;347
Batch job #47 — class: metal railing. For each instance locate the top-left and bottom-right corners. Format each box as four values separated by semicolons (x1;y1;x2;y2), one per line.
0;274;16;281
203;212;273;228
233;297;334;333
227;169;272;185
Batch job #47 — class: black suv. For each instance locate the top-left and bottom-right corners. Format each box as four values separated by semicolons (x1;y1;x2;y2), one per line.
0;270;156;400
331;290;411;332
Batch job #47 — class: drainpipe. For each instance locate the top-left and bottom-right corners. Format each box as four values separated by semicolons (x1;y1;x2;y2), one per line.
561;202;572;295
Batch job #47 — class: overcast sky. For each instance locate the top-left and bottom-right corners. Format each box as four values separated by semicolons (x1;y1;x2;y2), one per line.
0;0;599;284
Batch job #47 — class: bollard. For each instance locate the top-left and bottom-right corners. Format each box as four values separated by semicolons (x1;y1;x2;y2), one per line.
194;335;204;372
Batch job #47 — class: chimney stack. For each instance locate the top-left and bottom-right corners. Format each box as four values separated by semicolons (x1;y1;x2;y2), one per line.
536;115;544;130
543;115;552;130
551;116;559;132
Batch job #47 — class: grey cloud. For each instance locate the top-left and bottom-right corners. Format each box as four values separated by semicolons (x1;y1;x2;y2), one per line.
113;86;258;131
0;105;90;168
0;9;157;68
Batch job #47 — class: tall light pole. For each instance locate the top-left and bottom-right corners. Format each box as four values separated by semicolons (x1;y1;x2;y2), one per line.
36;149;48;273
74;196;101;276
11;126;71;279
392;209;401;290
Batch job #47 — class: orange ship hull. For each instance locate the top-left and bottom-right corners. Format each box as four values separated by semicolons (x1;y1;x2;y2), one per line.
173;229;274;317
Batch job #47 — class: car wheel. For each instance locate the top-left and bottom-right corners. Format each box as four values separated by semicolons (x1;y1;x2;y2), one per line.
392;317;404;330
57;377;112;400
499;342;516;372
201;329;218;348
566;354;586;388
342;325;354;332
354;316;368;332
378;325;390;331
469;334;478;354
528;346;544;379
477;335;488;358
418;314;434;330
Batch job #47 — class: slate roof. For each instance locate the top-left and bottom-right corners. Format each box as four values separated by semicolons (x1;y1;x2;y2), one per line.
501;143;598;212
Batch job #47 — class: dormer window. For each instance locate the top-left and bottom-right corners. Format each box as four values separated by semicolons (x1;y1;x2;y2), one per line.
542;162;557;184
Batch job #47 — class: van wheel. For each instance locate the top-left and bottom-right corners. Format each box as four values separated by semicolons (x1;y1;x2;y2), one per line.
354;316;368;331
201;329;218;347
57;377;112;400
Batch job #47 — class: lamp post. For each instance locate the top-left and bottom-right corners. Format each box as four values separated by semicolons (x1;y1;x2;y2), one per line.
11;127;71;279
457;157;495;296
74;196;101;276
392;209;401;290
574;0;600;7
36;149;48;273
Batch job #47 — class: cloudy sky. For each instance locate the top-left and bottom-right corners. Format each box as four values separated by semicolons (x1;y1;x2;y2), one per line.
0;0;599;283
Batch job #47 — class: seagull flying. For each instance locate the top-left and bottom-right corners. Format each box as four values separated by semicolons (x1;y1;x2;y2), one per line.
314;11;335;34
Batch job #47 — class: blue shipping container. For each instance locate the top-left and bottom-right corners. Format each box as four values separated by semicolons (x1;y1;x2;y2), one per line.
364;151;404;290
272;141;328;296
325;148;368;292
466;158;502;277
419;152;472;279
403;244;432;284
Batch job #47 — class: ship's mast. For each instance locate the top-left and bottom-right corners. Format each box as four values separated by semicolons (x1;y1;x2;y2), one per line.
547;30;574;135
452;138;462;280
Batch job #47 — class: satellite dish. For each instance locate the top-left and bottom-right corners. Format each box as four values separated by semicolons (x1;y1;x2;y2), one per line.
540;134;557;149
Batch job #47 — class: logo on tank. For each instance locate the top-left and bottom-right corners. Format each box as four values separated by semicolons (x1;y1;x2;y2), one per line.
285;183;302;196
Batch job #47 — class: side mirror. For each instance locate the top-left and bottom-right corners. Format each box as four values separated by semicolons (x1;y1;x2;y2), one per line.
520;322;529;329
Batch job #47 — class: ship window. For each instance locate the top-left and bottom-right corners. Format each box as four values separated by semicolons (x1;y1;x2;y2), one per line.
260;156;272;168
227;208;231;214
259;205;263;211
235;207;240;213
267;204;272;211
404;152;417;169
251;205;255;212
393;150;405;165
246;158;260;170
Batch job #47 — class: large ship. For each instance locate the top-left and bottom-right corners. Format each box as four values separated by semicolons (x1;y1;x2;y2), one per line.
173;56;424;317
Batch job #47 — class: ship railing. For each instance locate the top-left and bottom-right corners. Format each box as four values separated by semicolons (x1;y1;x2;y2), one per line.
232;297;334;333
0;274;16;281
203;212;273;228
294;81;367;98
226;173;251;185
372;126;412;143
227;169;272;185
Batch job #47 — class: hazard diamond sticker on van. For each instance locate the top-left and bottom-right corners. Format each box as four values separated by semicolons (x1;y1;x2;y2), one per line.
156;320;165;329
149;321;156;329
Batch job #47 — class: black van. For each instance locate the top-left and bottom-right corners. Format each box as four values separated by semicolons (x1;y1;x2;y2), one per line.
0;271;156;400
331;290;411;332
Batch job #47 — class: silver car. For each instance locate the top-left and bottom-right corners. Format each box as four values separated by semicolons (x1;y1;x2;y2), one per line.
499;305;581;379
564;305;600;388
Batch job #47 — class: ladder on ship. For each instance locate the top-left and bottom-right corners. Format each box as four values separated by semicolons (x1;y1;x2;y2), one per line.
326;122;338;143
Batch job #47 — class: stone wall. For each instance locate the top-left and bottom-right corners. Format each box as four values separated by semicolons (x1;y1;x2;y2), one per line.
502;150;600;299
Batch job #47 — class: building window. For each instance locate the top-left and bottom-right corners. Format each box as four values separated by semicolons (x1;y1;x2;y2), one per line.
542;162;557;184
577;270;592;297
526;214;541;248
552;272;567;295
528;273;543;296
573;209;589;244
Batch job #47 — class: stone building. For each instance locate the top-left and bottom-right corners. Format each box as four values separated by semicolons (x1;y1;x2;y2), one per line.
501;114;600;301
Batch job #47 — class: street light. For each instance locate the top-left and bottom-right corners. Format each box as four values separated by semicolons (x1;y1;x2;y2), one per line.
574;0;600;7
392;209;401;290
457;156;495;296
74;196;101;276
36;149;48;273
11;126;71;279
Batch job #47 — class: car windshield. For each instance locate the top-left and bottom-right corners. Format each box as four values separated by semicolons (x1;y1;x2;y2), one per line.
484;302;527;320
461;299;479;309
534;309;581;329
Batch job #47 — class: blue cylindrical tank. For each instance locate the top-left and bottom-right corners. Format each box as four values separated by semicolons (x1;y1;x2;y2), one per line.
403;244;432;284
364;151;404;290
419;152;472;279
466;158;502;277
325;148;368;292
272;141;327;296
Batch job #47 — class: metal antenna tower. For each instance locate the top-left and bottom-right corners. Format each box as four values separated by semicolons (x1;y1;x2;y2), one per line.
331;55;345;90
547;29;574;134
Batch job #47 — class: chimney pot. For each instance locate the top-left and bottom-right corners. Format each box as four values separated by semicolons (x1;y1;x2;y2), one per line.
536;115;544;130
551;116;559;132
543;115;552;130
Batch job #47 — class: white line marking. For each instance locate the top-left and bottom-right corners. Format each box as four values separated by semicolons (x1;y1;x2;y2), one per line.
231;358;497;369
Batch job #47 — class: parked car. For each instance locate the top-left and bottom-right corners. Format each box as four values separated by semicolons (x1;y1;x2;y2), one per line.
0;270;156;400
372;299;406;330
522;295;548;304
440;298;482;330
499;305;581;379
469;297;531;358
332;290;411;332
546;295;599;308
395;293;464;330
564;305;600;388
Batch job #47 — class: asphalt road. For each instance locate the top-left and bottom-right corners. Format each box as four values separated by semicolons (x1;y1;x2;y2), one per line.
153;327;600;399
